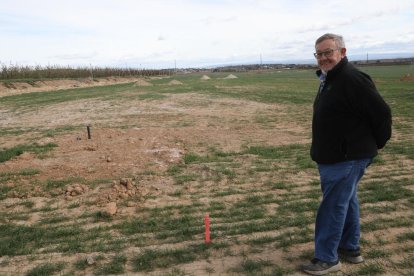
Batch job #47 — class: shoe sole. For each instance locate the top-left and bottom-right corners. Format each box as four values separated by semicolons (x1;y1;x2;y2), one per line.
303;262;341;275
342;255;364;264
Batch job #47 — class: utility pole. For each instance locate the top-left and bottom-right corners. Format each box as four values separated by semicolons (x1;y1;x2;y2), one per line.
366;53;369;64
89;63;94;80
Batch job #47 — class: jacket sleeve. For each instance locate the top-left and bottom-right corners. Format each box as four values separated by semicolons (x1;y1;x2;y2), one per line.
357;72;392;149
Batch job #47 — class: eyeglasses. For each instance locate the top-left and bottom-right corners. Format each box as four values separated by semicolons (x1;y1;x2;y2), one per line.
314;48;340;59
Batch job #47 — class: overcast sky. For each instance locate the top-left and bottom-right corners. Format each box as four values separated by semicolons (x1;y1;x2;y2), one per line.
1;0;414;68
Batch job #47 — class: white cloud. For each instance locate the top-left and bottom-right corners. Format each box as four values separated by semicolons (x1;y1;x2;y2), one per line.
1;0;413;68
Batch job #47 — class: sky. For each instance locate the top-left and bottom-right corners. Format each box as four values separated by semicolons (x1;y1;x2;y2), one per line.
1;0;414;69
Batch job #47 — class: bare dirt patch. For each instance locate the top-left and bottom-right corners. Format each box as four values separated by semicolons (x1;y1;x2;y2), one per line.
0;81;314;274
0;76;159;97
1;77;411;275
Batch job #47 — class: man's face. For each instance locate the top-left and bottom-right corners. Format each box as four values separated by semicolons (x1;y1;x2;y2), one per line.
315;39;346;72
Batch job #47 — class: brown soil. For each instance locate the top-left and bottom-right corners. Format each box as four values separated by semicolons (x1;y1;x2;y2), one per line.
400;74;414;81
0;78;411;275
0;76;159;97
0;79;312;275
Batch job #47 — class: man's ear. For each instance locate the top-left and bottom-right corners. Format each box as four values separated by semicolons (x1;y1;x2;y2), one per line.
340;47;347;57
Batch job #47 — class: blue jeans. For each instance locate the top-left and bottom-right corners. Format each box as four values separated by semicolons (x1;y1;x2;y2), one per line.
314;158;372;263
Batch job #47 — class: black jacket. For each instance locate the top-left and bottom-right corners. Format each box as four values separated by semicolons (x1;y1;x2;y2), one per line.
311;57;392;164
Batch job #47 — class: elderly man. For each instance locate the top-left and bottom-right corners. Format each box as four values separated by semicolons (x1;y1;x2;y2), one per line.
302;33;392;275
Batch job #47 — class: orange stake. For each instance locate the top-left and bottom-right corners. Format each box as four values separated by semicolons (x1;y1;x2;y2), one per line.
205;213;211;244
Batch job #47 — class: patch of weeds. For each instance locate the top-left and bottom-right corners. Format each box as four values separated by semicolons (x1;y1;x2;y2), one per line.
94;254;127;275
142;170;158;175
132;248;197;272
236;258;273;274
384;141;414;160
267;181;289;190
67;202;80;209
276;227;313;248
138;93;166;100
397;231;414;242
359;179;414;203
174;174;197;185
116;214;200;238
25;262;65;276
209;201;226;212
205;266;215;274
355;262;385;275
362;216;414;232
247;146;285;159
19;200;34;209
365;248;391;259
277;199;319;215
44;177;84;190
362;203;397;214
393;253;414;270
74;258;89;270
6;213;31;221
213;165;236;179
93;211;113;222
270;265;294;276
20;168;41;176
0;223;87;256
169;189;183;197
216;195;269;222
167;164;184;175
0;147;25;163
0;185;12;200
247;235;278;246
43;125;77;138
0;143;57;163
0;127;28;137
164;268;188;276
39;215;69;225
212;187;244;197
37;205;58;212
183;150;233;164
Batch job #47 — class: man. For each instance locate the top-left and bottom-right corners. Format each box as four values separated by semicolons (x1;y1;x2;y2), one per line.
302;33;392;275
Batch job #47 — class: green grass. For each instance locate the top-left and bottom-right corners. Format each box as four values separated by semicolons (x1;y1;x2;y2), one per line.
0;83;136;110
94;254;127;275
0;65;413;275
132;247;201;272
26;262;65;276
0;143;57;163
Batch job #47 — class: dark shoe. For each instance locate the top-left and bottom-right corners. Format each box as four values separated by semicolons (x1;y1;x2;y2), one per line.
301;258;341;275
338;248;364;264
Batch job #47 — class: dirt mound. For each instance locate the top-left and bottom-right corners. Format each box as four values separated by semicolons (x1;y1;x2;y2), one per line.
133;79;153;86
400;74;414;81
0;77;153;97
168;79;183;85
200;75;211;80
223;74;238;79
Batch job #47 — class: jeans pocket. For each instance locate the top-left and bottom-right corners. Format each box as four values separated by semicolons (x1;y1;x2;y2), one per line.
318;161;354;184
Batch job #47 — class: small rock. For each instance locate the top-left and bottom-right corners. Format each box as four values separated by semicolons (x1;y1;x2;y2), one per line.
126;182;134;190
85;146;97;151
86;255;95;265
74;186;83;194
126;201;136;207
105;202;117;216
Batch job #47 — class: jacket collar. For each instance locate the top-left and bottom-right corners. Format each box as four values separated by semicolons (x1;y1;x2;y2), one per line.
316;56;348;79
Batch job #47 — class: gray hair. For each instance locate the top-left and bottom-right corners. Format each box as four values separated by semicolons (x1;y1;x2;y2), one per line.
315;33;346;49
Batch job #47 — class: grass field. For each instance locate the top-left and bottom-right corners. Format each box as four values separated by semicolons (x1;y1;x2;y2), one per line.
0;65;413;275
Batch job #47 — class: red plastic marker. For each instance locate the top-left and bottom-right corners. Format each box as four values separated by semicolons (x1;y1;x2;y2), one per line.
205;213;211;244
